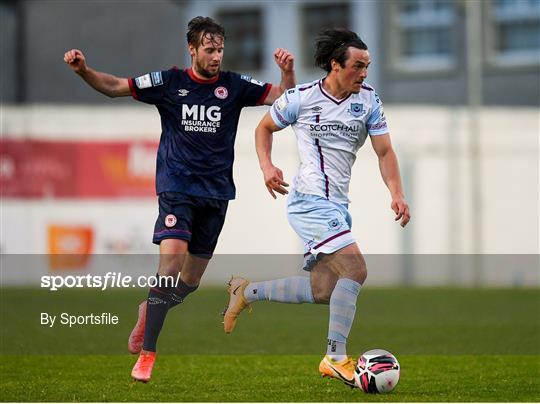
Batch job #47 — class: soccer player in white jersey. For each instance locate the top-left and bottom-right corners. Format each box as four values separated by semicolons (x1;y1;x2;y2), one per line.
223;28;410;387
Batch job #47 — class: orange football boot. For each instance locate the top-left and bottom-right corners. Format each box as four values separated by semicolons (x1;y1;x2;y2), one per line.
131;350;156;383
319;355;356;387
223;277;250;333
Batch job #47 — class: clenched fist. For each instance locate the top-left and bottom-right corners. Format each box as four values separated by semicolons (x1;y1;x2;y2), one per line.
64;49;87;74
273;48;294;73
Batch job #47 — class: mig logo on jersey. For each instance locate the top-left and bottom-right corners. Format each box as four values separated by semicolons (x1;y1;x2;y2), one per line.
181;104;222;133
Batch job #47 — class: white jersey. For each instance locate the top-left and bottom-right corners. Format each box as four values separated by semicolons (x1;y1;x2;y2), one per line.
270;79;389;204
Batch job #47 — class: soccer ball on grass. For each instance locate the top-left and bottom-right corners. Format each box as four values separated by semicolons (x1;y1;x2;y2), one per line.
354;349;400;393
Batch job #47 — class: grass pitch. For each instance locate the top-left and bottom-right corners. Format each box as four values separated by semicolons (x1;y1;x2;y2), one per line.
2;355;539;402
1;287;539;401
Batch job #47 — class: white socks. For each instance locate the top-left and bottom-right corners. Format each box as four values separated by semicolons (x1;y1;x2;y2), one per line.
243;276;314;304
326;278;361;360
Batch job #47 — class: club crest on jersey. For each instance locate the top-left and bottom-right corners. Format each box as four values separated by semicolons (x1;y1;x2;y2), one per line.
328;218;341;229
349;103;365;118
165;214;177;228
214;86;228;99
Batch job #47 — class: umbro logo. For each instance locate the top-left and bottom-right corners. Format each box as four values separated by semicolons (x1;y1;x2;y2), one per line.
311;106;323;112
178;89;189;97
148;297;166;305
171;293;184;304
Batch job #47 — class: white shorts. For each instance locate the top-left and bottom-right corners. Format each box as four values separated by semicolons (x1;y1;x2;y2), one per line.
287;191;355;271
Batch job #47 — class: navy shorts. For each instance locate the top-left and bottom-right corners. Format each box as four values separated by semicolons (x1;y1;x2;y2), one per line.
153;192;229;259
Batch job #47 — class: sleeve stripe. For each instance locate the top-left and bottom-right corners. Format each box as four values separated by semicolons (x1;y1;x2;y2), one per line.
270;106;291;129
128;78;138;100
256;83;272;106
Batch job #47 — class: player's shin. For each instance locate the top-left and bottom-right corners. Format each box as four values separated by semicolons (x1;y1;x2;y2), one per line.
326;278;361;360
169;278;198;309
244;276;314;304
142;274;174;352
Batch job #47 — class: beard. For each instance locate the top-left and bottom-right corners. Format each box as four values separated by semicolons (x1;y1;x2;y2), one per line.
194;59;220;78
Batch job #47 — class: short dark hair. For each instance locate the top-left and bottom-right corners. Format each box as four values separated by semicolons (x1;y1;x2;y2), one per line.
186;16;225;47
314;28;368;72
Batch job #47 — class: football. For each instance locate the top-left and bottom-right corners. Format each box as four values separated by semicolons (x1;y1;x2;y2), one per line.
354;349;400;393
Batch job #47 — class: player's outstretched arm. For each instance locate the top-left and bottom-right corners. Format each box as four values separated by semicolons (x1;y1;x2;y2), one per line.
63;49;131;98
255;112;289;199
263;48;295;105
370;134;411;227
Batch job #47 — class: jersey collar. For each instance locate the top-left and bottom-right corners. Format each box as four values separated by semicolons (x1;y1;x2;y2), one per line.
318;78;352;105
186;68;220;84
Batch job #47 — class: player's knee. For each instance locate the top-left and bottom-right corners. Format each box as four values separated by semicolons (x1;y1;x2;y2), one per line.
341;260;367;285
158;252;187;277
313;291;331;304
158;264;180;278
356;263;367;284
311;284;332;304
353;263;367;285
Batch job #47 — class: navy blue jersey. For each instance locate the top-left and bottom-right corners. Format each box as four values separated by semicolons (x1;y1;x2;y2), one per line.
128;68;272;200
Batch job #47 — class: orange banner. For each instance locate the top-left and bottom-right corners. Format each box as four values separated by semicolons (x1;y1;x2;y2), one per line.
48;225;94;270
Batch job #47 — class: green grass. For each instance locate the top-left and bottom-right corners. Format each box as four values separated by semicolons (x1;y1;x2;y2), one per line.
1;355;538;402
1;287;539;401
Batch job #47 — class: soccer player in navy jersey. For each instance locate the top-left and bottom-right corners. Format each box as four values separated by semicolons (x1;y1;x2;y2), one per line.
64;16;295;382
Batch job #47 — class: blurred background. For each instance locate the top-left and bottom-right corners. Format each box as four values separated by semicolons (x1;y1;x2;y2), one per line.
1;0;539;285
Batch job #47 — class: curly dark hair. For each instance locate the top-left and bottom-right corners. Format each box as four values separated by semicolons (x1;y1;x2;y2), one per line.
314;28;368;72
186;16;225;47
